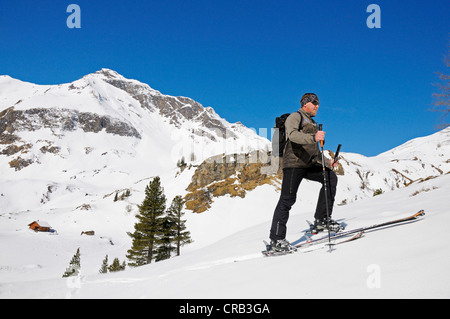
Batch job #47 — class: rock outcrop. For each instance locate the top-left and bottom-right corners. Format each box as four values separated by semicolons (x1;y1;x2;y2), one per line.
184;151;281;213
0;106;141;138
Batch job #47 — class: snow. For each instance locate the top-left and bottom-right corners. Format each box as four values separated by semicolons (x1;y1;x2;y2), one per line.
135;181;428;300
1;71;449;299
1;168;449;299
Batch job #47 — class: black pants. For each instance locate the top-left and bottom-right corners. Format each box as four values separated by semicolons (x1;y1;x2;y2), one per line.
269;165;338;241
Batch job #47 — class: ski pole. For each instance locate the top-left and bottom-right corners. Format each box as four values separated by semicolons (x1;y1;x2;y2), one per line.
318;124;331;248
334;144;342;162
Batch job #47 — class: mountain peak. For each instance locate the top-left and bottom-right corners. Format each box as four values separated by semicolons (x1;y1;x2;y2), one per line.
0;69;270;175
91;68;124;80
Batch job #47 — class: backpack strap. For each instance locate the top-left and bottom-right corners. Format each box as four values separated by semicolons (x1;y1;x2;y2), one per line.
296;111;303;131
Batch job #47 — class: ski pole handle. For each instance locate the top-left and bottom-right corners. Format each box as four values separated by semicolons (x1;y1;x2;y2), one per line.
334;144;342;162
318;124;324;148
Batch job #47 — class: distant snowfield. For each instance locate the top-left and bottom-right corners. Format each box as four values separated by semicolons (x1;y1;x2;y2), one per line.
1;171;449;299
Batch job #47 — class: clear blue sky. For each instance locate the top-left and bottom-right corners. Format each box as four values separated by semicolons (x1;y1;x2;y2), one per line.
1;0;449;156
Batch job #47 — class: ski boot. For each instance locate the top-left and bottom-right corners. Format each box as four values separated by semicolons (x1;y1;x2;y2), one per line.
270;238;297;253
310;218;342;234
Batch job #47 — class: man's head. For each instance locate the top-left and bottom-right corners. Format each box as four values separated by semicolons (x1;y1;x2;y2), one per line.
300;93;319;116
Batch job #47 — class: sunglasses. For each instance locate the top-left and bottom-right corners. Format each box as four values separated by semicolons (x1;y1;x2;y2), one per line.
312;100;319;106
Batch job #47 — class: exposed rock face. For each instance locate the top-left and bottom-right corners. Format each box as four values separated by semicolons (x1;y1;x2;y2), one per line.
102;69;239;139
0;107;141;138
184;151;281;213
183;147;349;213
0;106;141;170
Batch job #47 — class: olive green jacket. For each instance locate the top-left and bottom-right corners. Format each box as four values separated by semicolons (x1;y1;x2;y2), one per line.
282;108;331;169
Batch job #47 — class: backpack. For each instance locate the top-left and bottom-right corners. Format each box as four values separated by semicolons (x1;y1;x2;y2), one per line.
272;111;303;157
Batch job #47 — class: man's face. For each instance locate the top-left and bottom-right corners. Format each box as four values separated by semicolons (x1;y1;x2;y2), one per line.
303;101;319;116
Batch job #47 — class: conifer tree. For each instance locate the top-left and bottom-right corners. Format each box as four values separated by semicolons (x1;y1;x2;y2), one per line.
168;195;193;256
108;257;126;272
62;247;81;278
99;255;108;274
155;207;177;261
126;176;166;266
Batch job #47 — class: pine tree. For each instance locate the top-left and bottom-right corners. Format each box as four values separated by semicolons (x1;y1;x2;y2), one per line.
62;247;81;278
168;195;193;256
155;207;176;262
126;176;167;266
99;255;108;274
108;257;126;272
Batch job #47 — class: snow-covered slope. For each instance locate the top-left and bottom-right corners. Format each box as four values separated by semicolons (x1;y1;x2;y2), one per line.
1;169;449;299
334;127;450;204
0;69;270;213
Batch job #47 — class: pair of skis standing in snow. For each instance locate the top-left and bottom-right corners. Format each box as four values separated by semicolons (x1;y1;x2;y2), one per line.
266;93;424;256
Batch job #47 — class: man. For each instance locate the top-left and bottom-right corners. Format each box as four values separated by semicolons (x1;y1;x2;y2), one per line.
269;93;339;252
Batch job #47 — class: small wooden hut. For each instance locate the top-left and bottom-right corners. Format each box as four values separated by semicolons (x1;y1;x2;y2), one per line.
28;220;51;232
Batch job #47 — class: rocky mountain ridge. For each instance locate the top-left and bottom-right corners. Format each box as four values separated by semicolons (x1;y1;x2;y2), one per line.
1;69;449;218
0;69;269;174
0;69;270;215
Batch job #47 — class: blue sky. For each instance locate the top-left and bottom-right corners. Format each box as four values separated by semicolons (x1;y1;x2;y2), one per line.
1;0;449;156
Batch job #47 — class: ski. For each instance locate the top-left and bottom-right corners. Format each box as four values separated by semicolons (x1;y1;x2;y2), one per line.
261;249;294;257
262;243;292;257
296;209;425;249
262;210;425;257
336;230;364;244
262;231;363;257
298;231;364;253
